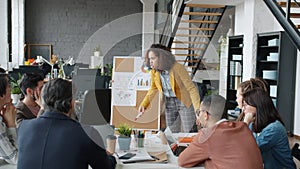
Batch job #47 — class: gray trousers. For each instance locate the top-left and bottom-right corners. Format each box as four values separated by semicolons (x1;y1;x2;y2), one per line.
164;97;196;133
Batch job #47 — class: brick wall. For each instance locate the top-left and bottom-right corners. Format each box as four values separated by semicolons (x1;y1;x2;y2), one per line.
25;0;142;65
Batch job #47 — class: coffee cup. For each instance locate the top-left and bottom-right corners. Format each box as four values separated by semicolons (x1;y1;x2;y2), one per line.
106;135;117;153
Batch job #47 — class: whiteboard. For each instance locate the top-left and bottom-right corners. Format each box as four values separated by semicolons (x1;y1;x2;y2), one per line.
110;56;160;130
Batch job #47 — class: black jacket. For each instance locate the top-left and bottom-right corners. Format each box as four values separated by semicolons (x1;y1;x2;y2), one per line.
17;110;116;169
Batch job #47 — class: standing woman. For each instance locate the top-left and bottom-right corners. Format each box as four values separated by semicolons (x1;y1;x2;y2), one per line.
242;88;296;169
137;44;200;133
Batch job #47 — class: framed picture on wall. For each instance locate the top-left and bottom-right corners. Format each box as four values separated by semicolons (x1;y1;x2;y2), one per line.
25;44;52;61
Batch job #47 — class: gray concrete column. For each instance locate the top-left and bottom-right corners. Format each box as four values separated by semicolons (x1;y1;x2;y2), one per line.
0;0;9;70
12;0;25;68
140;0;156;56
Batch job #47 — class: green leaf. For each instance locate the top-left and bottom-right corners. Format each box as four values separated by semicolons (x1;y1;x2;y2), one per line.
117;123;132;137
10;73;22;94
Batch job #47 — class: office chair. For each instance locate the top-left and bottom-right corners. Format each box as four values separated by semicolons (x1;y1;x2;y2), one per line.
292;143;300;162
79;89;111;125
79;89;113;147
62;64;75;79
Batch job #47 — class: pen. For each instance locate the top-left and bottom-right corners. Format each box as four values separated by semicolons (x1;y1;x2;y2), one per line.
150;155;160;160
134;112;143;121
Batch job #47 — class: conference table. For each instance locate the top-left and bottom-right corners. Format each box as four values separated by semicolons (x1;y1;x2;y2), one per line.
0;144;203;168
115;150;204;169
0;160;15;169
114;131;204;169
0;129;204;169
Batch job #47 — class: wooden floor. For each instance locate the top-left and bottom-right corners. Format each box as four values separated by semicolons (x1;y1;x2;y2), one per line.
289;135;300;168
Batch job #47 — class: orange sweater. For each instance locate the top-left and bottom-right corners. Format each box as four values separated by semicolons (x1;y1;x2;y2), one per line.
178;121;263;169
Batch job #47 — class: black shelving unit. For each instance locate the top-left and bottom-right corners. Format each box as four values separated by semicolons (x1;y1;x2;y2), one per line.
256;31;297;133
226;35;243;109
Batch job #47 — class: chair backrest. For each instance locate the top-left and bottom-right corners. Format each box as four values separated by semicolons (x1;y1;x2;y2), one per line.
79;89;111;125
9;66;45;80
72;75;110;93
62;65;75;78
292;143;300;161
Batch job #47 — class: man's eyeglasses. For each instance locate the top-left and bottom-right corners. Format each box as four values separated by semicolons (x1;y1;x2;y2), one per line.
196;109;209;116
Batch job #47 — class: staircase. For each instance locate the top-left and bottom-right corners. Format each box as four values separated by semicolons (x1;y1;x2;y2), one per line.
278;1;300;29
263;0;300;50
170;3;226;77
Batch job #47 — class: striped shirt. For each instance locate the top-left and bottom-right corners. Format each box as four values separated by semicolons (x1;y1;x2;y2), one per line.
0;116;18;164
160;71;176;97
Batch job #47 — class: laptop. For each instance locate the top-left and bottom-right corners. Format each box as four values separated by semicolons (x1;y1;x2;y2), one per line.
162;127;192;157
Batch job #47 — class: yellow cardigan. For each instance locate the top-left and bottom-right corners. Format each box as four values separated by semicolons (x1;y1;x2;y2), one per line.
140;62;200;111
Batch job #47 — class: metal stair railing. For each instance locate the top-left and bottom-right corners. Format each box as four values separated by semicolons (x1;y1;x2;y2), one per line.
181;8;214;67
187;8;214;67
293;0;300;7
191;7;226;77
183;8;222;63
263;0;300;50
159;0;185;47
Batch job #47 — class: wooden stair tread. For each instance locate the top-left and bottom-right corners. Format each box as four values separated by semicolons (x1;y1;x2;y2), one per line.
176;34;212;38
185;4;225;8
290;13;300;18
178;27;215;31
185;65;198;68
183;12;222;16
174;54;201;56
173;41;209;44
177;60;199;63
181;20;218;24
171;47;205;50
278;2;299;7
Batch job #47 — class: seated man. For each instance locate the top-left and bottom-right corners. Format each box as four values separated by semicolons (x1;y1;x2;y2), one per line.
0;69;18;164
16;73;44;126
178;95;263;169
17;78;116;169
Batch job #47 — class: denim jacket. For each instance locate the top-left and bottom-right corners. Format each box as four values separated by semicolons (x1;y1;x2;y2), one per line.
250;120;296;169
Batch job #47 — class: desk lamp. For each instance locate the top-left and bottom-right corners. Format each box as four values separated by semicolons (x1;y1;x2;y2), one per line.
35;56;54;79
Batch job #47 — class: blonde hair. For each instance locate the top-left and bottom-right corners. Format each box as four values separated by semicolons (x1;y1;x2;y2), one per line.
238;77;269;95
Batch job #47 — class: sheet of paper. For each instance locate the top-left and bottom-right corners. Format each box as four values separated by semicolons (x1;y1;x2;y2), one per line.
112;88;136;106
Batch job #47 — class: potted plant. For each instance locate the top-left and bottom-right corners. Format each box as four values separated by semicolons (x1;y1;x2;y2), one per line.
10;73;22;104
93;45;102;57
104;63;113;77
117;123;132;150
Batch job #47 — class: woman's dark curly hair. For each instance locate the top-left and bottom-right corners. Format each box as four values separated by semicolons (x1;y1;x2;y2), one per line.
144;44;176;71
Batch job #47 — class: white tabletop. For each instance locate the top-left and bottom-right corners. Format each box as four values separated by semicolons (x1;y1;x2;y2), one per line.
0;160;16;169
115;150;204;169
114;132;204;169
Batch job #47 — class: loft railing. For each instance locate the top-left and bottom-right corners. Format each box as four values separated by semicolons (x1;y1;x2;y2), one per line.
159;0;185;47
263;0;300;50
